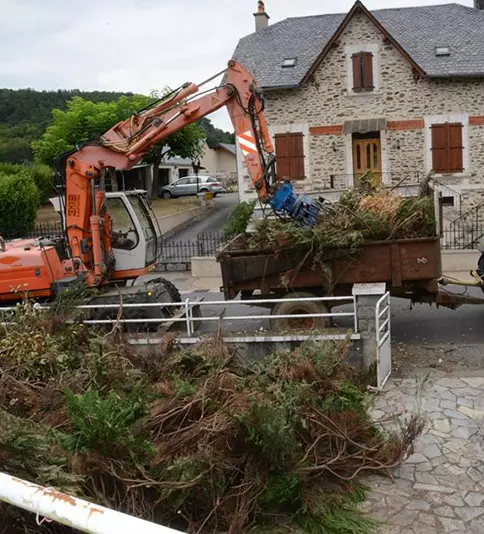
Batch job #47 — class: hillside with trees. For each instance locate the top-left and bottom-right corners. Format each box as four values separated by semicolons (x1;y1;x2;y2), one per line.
0;88;234;164
0;89;129;163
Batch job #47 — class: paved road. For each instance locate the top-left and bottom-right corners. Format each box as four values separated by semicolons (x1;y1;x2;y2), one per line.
166;193;238;242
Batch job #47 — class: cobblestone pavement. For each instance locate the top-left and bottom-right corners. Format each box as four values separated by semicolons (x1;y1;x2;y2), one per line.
362;376;484;534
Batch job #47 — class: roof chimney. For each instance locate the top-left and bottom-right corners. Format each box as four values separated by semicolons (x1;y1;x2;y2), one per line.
254;1;269;32
476;0;484;9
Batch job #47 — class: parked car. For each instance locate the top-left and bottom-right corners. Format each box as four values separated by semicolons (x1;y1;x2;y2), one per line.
158;176;225;198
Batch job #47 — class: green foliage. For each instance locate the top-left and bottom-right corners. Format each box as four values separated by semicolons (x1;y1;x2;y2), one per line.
172;374;197;398
258;474;302;513
297;506;378;534
242;400;301;468
321;383;372;416
61;388;151;460
28;162;55;203
0;169;39;237
223;200;256;239
0;161;53;206
33;95;152;165
0;411;82;494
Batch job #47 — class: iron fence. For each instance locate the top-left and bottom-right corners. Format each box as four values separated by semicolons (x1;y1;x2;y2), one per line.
3;221;64;241
159;232;225;267
442;225;484;250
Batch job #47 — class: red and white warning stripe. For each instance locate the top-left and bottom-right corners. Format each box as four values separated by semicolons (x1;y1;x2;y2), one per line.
237;130;258;157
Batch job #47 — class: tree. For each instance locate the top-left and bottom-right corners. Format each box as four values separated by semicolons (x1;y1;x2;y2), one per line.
33;94;206;196
146;89;206;197
198;117;235;148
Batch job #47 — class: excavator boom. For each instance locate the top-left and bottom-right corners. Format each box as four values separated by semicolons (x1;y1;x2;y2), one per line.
63;59;321;287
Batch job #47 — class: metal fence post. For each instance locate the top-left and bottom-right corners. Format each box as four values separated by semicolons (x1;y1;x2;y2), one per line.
184;298;191;336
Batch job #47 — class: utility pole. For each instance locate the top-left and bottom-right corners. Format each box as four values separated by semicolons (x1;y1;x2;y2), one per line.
193;159;201;194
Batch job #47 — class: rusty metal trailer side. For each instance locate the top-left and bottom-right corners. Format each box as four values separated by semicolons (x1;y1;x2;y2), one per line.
218;237;442;300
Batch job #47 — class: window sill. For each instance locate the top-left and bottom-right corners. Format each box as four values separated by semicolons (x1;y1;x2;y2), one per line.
432;172;468;179
347;90;380;97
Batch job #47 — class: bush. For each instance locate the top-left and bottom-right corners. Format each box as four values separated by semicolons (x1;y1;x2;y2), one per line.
0;162;54;205
0;170;39;237
223;200;256;239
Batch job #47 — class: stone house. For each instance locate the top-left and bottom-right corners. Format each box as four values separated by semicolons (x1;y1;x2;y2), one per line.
233;1;484;213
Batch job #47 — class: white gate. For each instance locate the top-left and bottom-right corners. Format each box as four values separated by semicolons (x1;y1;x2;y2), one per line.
375;292;391;390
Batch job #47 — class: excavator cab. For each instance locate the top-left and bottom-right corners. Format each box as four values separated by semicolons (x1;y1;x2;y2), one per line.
51;190;161;279
106;191;161;274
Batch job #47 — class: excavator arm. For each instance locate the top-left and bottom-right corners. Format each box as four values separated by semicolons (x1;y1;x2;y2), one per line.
61;59;321;286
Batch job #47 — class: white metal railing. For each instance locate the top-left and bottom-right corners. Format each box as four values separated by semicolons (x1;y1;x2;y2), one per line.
375;292;391;390
0;472;183;534
1;296;358;337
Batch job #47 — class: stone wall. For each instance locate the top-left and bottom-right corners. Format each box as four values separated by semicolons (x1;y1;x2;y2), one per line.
237;10;484;212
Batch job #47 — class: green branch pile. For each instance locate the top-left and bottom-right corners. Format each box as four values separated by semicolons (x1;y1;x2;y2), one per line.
0;305;423;534
245;181;436;254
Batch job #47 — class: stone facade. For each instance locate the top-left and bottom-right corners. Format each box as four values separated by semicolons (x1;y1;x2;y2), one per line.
237;10;484;212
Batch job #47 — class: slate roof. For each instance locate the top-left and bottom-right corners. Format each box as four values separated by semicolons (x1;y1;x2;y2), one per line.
232;3;484;89
217;143;237;155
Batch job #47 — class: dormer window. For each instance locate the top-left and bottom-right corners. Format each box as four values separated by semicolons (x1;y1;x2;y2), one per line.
352;52;374;92
435;47;450;56
282;58;297;68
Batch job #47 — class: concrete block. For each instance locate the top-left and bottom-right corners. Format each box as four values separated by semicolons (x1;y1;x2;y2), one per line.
352;283;386;296
441;249;479;273
191;256;221;279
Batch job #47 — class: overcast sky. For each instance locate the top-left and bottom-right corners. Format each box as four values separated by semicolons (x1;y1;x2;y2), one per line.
0;0;474;132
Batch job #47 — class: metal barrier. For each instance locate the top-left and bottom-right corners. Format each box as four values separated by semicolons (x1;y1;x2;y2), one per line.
375;292;391;390
8;295;359;337
0;472;183;534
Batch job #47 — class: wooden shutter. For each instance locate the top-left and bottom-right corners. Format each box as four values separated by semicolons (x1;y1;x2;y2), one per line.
448;123;464;173
289;133;305;179
431;123;464;174
275;133;305;180
352;54;362;91
362;52;374;90
275;134;291;181
431;124;448;173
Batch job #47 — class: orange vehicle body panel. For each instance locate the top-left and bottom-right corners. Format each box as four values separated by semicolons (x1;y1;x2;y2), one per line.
0;239;76;302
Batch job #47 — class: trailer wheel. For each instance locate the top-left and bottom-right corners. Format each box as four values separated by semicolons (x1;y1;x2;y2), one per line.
270;292;331;332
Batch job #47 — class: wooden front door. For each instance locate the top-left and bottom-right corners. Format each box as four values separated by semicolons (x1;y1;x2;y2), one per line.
353;138;382;184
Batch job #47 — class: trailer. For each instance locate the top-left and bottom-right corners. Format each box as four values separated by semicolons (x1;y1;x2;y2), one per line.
217;235;483;330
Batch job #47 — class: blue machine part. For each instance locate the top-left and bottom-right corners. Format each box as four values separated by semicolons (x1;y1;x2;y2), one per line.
270;182;321;227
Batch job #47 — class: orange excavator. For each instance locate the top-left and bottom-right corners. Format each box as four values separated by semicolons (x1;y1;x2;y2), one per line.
0;60;321;321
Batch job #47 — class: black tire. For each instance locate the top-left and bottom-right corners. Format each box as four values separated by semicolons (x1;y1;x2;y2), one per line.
200;188;209;193
270;291;331;332
161;190;172;199
156;277;182;304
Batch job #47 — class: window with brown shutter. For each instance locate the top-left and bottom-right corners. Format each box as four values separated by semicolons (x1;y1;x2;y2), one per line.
352;52;374;92
431;123;464;174
274;133;305;180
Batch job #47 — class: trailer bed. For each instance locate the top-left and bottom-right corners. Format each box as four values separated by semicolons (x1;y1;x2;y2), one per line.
218;237;442;300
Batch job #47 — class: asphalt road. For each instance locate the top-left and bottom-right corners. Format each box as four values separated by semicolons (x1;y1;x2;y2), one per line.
166;193;239;242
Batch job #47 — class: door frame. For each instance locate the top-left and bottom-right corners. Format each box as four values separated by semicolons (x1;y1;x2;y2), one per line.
344;129;389;187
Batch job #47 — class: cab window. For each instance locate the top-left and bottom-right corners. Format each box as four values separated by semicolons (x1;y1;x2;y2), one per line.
106;198;138;250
